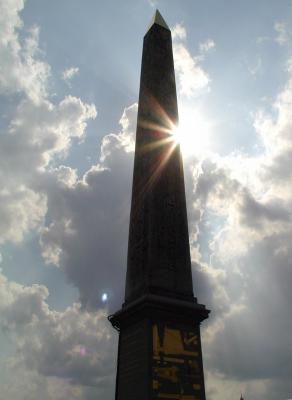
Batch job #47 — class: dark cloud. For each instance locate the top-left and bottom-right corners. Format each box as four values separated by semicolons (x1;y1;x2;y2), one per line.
238;189;290;229
182;145;292;399
264;147;292;183
40;104;137;311
204;233;292;384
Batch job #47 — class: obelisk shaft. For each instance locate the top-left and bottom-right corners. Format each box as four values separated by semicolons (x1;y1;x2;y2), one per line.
109;12;209;400
125;13;194;304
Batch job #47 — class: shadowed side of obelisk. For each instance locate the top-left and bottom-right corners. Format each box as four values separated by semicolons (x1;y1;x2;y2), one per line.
125;10;194;304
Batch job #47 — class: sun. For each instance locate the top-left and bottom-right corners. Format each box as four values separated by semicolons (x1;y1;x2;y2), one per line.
172;108;211;157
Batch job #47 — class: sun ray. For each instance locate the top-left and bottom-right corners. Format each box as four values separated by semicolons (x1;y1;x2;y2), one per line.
130;96;180;217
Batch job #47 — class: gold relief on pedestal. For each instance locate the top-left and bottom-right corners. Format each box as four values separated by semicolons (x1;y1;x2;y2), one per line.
152;324;203;400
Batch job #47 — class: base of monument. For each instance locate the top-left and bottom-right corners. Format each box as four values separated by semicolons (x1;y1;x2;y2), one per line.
109;294;209;400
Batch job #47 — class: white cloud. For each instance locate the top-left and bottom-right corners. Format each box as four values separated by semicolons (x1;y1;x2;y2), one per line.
0;186;47;244
8;96;96;170
172;23;210;97
173;43;210;97
0;95;96;244
274;21;288;46
254;77;292;196
0;0;50;102
0;0;97;246
287;57;292;73
100;103;137;160
172;23;186;40
62;67;79;84
199;38;215;53
247;56;262;76
147;0;158;8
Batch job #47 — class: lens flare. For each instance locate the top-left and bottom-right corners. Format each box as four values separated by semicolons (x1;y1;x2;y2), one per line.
101;293;108;302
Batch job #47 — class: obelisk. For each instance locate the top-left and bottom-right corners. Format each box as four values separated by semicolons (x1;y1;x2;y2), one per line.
109;10;210;400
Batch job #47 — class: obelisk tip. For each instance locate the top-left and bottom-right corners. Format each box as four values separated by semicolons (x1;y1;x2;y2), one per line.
146;9;170;34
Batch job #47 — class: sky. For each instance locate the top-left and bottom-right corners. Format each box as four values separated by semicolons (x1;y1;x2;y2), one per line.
0;0;292;399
